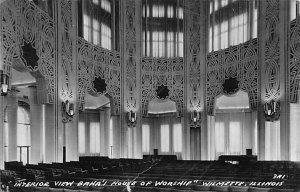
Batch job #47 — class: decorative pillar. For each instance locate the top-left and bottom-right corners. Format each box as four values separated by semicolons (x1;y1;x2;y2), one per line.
52;0;78;162
259;0;290;160
28;86;43;164
6;89;18;161
43;104;56;163
111;116;120;158
278;0;290;161
122;0;142;159
65;116;78;161
184;0;208;160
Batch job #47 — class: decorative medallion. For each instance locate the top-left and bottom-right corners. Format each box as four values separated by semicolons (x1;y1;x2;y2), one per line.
156;85;169;99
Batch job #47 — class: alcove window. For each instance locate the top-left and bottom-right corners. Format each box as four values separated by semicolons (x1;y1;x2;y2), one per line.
142;0;183;57
78;122;85;154
89;122;100;154
17;103;31;164
160;124;170;152
173;123;182;153
142;124;150;153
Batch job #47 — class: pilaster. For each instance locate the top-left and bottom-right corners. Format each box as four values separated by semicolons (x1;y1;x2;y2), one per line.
28;86;43;164
259;0;290;160
6;89;18;161
279;0;290;160
184;0;208;160
122;0;142;159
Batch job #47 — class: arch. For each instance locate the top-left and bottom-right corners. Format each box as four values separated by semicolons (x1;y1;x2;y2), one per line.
84;92;110;110
212;90;257;159
206;38;258;115
215;90;250;111
148;98;177;115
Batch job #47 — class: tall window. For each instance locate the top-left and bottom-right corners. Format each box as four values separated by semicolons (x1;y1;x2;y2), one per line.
89;122;100;154
142;124;150;153
209;0;258;52
160;124;170;152
142;0;183;57
79;0;116;50
17;103;31;164
215;122;225;156
229;121;241;154
173;123;182;153
78;122;85;154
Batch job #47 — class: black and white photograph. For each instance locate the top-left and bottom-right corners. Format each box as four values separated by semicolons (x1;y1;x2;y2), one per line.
0;0;300;191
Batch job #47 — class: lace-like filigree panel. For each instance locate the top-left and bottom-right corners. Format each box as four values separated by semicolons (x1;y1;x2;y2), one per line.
206;38;258;115
78;37;121;115
141;57;184;116
264;0;280;102
290;18;300;103
186;0;202;111
1;0;55;103
125;0;137;111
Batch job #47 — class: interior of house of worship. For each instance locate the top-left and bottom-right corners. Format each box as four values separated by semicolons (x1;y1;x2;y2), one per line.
1;0;300;191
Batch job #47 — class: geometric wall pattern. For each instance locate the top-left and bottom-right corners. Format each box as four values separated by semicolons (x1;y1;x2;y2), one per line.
59;0;74;101
1;0;299;117
206;38;258;115
125;0;138;112
141;57;184;116
1;0;55;103
77;37;121;115
186;0;202;112
263;0;280;103
290;17;300;103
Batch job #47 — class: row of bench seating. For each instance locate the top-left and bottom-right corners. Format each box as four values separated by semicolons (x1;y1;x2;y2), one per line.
1;157;300;191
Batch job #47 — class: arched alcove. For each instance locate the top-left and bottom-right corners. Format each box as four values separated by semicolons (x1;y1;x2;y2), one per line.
211;90;257;160
148;98;177;115
140;98;182;160
78;93;111;157
215;90;250;111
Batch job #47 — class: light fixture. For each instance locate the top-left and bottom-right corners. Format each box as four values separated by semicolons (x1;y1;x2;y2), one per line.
190;110;201;128
127;110;137;128
264;100;280;122
62;100;75;122
0;70;9;96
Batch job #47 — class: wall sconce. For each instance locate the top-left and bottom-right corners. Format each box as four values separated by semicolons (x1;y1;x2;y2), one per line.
0;70;9;96
127;110;137;128
190;110;201;128
62;100;75;122
264;100;280;122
